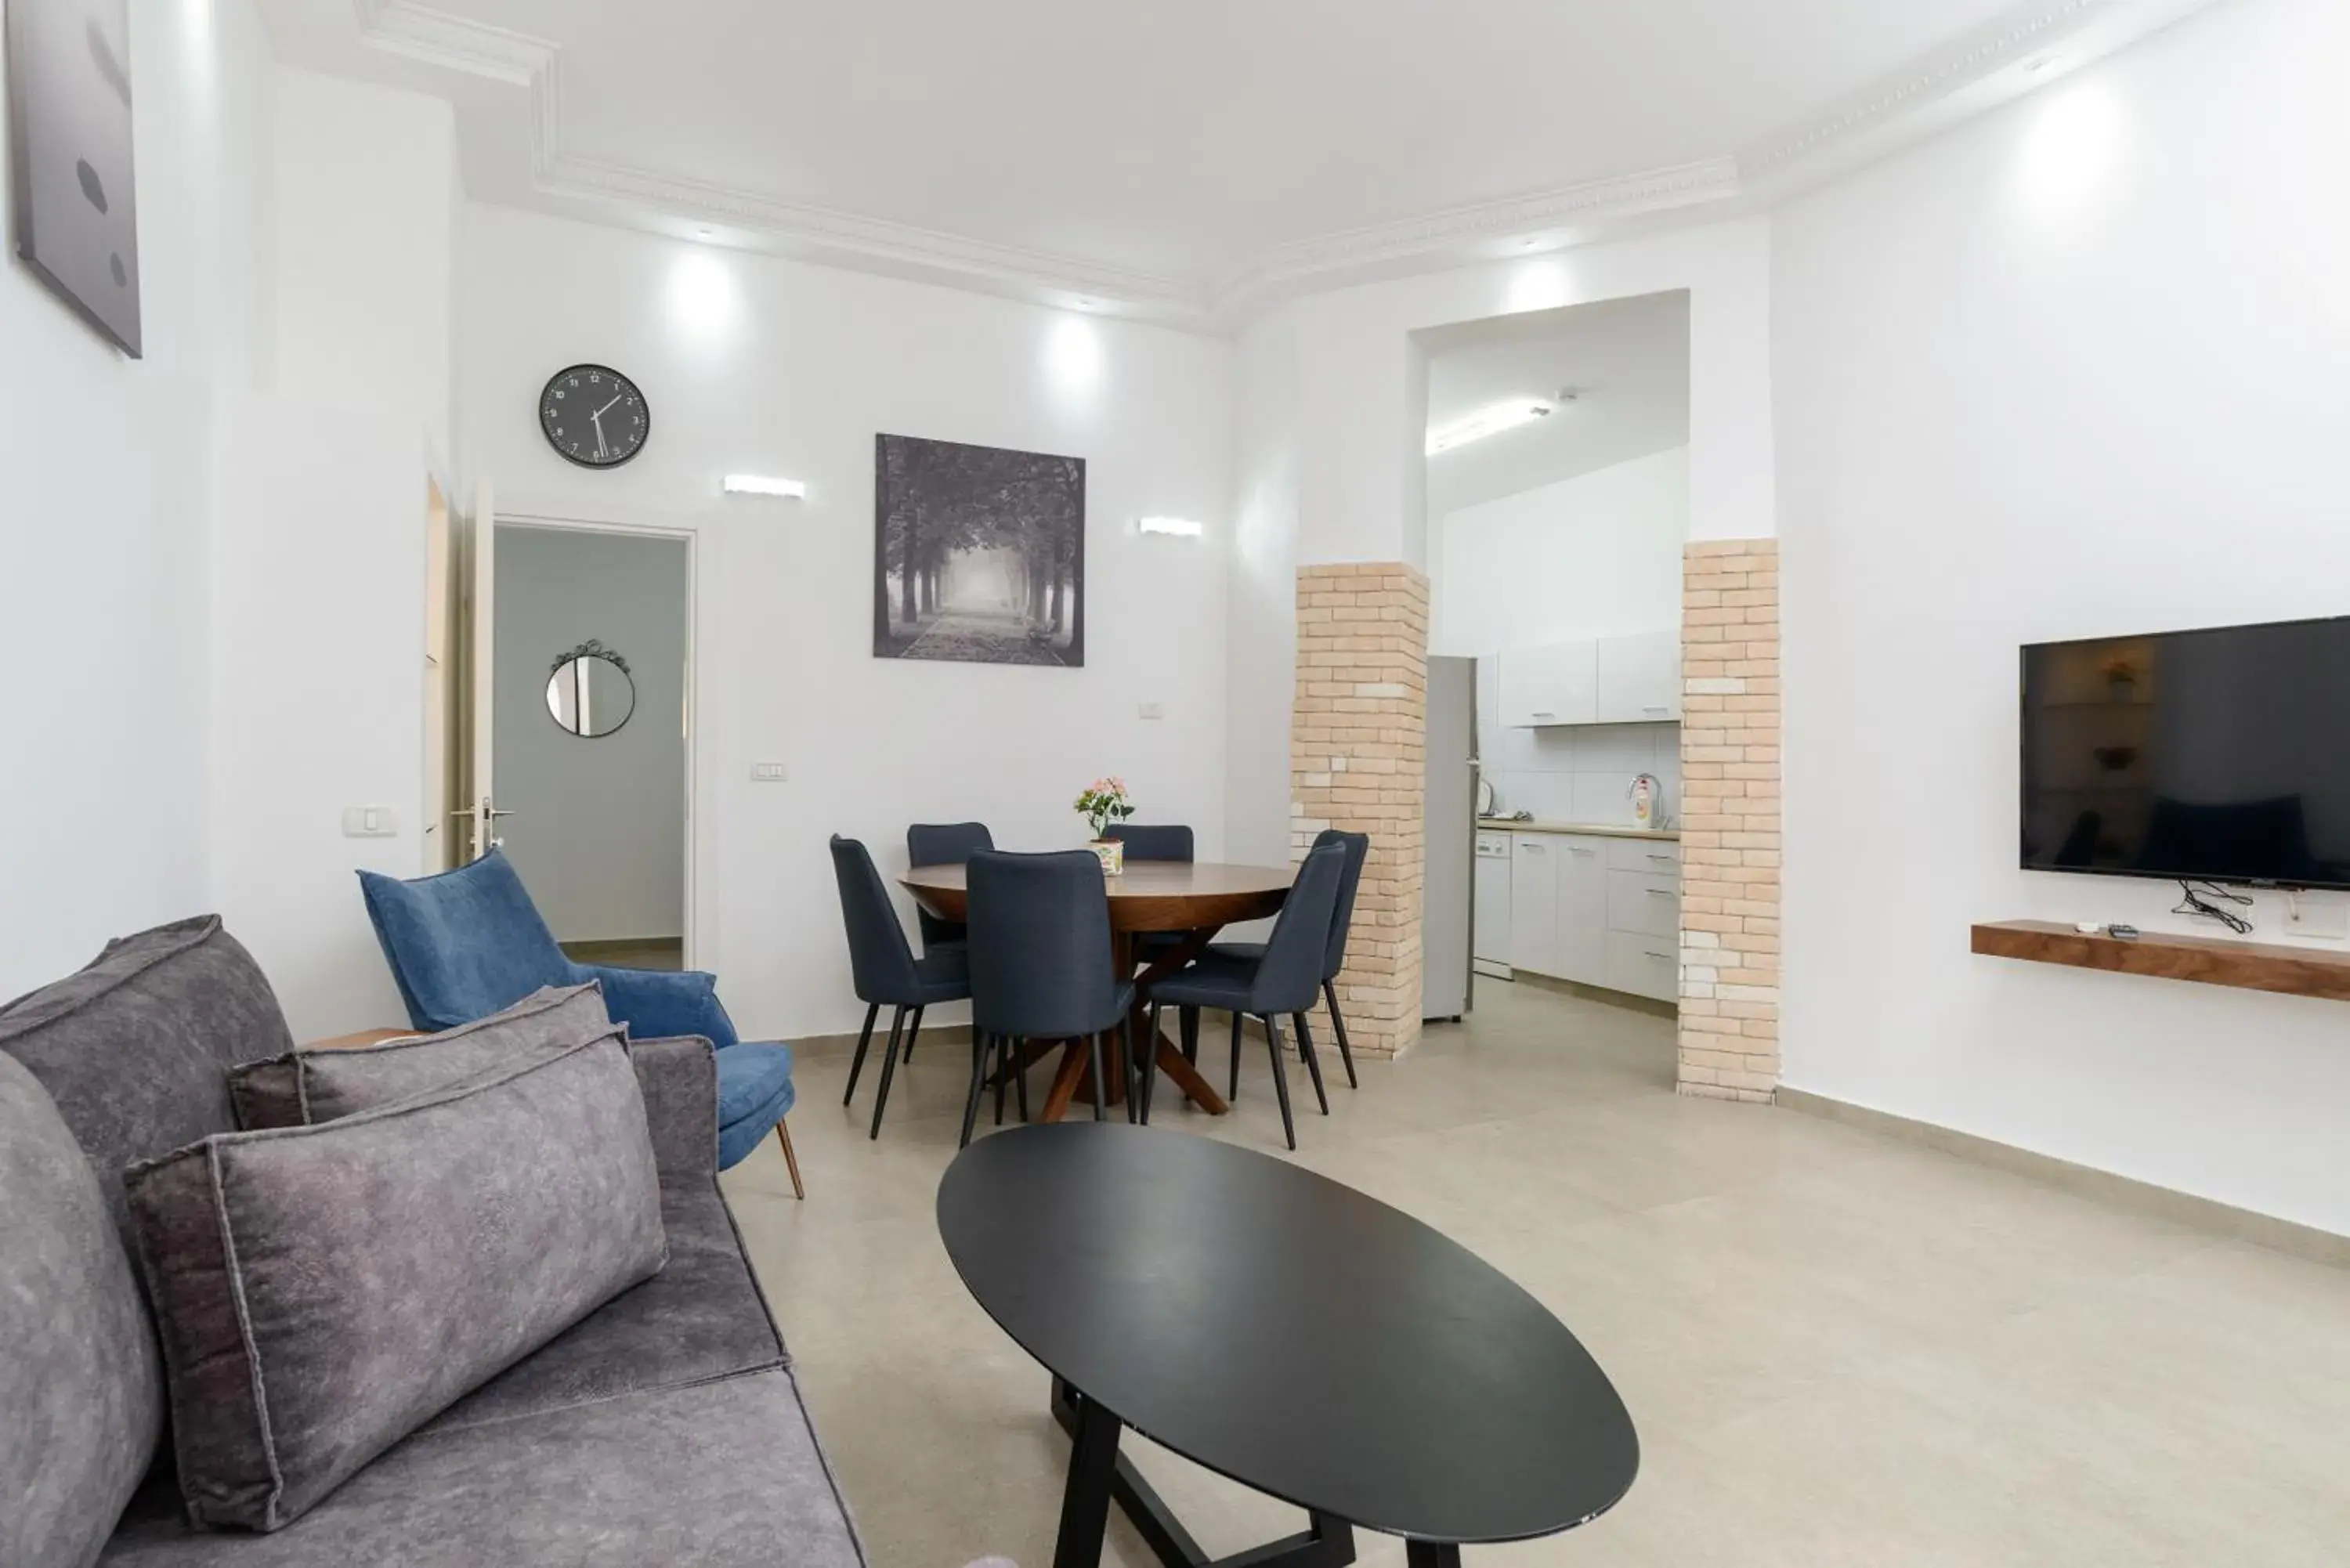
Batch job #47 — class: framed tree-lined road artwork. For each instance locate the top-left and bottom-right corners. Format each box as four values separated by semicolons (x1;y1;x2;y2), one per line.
873;434;1085;667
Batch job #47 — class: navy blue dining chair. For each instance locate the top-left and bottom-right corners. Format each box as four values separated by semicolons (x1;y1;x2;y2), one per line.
963;849;1136;1148
1145;840;1348;1151
829;836;971;1140
1209;829;1369;1088
1106;822;1196;963
906;821;992;953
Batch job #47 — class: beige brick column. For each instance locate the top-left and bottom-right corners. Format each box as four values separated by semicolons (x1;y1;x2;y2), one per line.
1290;564;1428;1060
1677;540;1781;1101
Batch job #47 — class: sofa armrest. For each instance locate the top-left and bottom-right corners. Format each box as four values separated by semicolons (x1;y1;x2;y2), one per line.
584;965;741;1050
629;1035;720;1180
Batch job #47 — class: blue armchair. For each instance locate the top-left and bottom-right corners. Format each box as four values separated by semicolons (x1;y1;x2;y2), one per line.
356;851;801;1191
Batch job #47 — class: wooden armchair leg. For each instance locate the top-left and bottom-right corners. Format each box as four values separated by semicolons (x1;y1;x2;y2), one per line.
773;1118;805;1200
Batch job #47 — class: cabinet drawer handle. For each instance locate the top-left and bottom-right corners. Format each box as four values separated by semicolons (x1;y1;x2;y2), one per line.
1643;705;1671;714
1645;951;1675;962
1571;847;1596;856
1645;887;1675;897
1647;852;1674;862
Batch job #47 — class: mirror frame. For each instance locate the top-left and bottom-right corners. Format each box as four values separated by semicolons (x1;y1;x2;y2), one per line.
545;638;637;739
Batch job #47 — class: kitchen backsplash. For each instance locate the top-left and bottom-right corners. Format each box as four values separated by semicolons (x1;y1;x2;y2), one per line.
1470;658;1680;828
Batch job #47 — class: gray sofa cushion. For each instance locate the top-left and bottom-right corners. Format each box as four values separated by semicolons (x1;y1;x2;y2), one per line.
125;1034;668;1532
99;1369;867;1567
1;1055;164;1568
0;917;293;1252
227;981;612;1130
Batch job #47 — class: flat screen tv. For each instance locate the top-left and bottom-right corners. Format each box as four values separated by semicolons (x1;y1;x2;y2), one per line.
2021;617;2350;889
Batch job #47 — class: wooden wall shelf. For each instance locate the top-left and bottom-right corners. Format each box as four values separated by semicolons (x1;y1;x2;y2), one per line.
1972;919;2350;1002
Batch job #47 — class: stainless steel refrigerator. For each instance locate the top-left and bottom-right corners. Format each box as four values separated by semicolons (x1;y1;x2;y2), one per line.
1423;655;1477;1020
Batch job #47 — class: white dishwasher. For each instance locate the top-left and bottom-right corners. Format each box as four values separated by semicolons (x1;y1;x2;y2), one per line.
1473;831;1513;977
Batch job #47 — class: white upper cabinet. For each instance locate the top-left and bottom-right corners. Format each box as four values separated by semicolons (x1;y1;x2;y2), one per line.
1497;640;1598;728
1593;630;1682;724
1501;630;1679;727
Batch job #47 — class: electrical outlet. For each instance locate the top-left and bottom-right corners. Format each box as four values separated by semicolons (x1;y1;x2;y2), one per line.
2287;891;2348;939
750;761;789;782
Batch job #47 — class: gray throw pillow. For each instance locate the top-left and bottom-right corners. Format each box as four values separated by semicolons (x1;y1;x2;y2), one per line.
1;1054;164;1568
125;1031;667;1532
227;981;613;1130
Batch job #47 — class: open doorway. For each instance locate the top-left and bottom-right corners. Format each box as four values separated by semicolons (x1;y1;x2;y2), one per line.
492;522;692;970
1415;290;1692;1018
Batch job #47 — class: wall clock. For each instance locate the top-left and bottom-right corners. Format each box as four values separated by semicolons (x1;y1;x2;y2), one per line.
539;364;649;468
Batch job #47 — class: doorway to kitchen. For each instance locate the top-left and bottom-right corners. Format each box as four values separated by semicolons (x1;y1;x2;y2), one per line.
1415;290;1691;1022
492;521;693;970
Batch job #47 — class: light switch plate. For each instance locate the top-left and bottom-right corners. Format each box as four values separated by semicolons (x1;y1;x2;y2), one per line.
2287;891;2348;939
341;806;399;838
751;761;789;782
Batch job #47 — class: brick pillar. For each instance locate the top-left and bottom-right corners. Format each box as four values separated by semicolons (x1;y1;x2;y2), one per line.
1290;564;1428;1060
1677;540;1781;1101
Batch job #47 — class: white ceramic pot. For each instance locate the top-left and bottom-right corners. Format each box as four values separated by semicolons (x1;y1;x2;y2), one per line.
1089;839;1126;875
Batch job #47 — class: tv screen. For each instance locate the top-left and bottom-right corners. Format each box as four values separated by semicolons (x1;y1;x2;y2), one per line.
2021;618;2350;889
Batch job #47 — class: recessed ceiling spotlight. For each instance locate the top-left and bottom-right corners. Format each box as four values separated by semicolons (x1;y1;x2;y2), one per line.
1426;398;1553;456
696;226;713;238
1521;239;1541;251
2027;54;2063;74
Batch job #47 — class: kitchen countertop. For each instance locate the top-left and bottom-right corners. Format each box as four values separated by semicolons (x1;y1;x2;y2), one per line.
1477;817;1681;843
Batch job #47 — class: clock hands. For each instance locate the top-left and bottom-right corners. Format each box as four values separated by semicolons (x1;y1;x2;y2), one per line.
587;394;626;460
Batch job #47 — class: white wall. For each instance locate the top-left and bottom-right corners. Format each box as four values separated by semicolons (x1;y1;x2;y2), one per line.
208;396;424;1038
460;207;1234;1038
273;68;459;477
0;0;274;999
1777;0;2350;1234
1431;446;1688;656
494;526;688;945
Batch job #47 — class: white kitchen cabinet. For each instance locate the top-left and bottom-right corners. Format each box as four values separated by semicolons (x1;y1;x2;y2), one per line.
1603;931;1681;1003
1607;869;1680;938
1551;835;1609;985
1506;836;1556;974
1594;630;1683;723
1498;641;1597;728
1502;630;1677;727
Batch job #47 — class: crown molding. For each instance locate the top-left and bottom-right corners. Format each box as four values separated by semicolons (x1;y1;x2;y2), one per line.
1209;159;1740;320
349;0;2224;333
351;0;552;86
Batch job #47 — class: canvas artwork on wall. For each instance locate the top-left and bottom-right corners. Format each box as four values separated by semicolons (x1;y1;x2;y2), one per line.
7;0;143;355
873;434;1086;667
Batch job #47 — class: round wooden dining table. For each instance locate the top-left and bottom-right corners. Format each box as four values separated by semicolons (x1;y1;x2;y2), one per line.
899;860;1294;1122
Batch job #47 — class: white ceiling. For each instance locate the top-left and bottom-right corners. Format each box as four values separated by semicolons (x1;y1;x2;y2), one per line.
262;0;2219;327
1422;291;1690;517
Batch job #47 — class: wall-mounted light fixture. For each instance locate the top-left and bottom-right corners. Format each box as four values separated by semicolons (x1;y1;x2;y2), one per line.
723;474;806;499
1137;516;1204;537
1426;397;1553;456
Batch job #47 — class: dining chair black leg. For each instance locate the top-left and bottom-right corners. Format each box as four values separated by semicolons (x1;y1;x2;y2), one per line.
958;1032;989;1149
1010;1033;1031;1122
868;1006;910;1141
1140;1004;1163;1125
841;1002;881;1105
1119;1013;1140;1124
1087;1032;1109;1122
992;1029;1009;1125
1180;1006;1200;1066
1261;1015;1298;1151
1323;981;1360;1089
1294;1012;1331;1116
902;1006;926;1066
1228;1010;1244;1100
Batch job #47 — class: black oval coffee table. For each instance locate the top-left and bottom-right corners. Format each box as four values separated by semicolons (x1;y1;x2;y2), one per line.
936;1123;1639;1567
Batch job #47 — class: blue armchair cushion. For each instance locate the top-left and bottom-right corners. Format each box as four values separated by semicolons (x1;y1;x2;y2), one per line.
715;1044;797;1171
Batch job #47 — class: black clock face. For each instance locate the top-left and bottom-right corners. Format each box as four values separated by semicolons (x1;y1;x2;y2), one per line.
540;365;649;468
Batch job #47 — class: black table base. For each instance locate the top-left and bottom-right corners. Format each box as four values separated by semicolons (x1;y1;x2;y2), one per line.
1050;1379;1359;1568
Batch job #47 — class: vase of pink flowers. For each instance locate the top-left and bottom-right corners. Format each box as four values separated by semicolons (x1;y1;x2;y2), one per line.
1075;776;1135;875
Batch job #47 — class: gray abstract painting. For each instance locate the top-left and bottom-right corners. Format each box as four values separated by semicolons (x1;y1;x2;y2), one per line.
873;434;1086;667
9;0;143;356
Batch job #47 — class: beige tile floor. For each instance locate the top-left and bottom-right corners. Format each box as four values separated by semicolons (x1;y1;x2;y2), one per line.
721;981;2350;1567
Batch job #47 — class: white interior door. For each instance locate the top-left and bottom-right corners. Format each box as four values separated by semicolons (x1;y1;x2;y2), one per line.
455;479;508;861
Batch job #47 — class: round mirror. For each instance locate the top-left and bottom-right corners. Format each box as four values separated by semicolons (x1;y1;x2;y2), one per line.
545;640;636;738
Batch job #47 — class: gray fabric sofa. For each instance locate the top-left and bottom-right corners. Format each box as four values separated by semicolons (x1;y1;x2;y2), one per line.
2;916;866;1568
